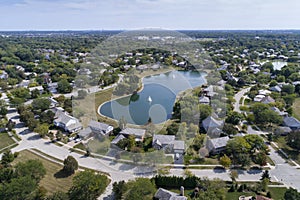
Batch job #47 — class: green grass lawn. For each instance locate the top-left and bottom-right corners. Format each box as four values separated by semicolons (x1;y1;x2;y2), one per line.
268;187;287;200
12;150;75;195
0;132;16;151
292;98;300;120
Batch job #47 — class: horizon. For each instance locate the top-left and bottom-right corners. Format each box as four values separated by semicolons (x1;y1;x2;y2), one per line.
0;0;299;30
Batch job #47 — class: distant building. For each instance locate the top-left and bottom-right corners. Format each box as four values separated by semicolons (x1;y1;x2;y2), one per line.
199;96;210;105
260;96;275;104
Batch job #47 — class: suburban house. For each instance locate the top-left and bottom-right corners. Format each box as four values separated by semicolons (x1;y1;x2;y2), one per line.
270;107;288;117
48;97;59;108
152;134;185;154
111;134;126;145
154;188;187;200
88;120;114;136
283;116;300;130
53;108;82;133
260;96;275;104
152;134;175;151
269;85;282;93
254;94;265;102
119;127;146;142
206;136;230;154
0;71;8;79
29;85;44;94
48;82;58;94
275;126;292;136
202;116;224;137
173;140;185;154
199;96;210;104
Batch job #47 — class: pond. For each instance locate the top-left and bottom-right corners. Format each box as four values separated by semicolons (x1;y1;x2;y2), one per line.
99;70;206;125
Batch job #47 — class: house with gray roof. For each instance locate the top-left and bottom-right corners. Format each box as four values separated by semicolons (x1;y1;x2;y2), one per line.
270;107;288;117
152;134;175;151
78;127;93;139
206;136;230;154
202;116;224;135
111;134;126;145
120;127;146;142
270;85;282;93
283;116;300;130
275;126;292;136
260;96;275;104
154;188;187;200
173;140;185;154
199;96;210;105
53;109;82;133
88;120;113;136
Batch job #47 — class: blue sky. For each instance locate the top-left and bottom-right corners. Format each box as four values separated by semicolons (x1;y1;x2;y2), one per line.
0;0;300;30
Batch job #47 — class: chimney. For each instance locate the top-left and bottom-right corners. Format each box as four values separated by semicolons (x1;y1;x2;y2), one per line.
180;186;184;196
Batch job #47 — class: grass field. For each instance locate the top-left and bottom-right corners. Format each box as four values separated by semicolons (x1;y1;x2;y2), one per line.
0;132;16;151
292;97;300;120
12;150;75;195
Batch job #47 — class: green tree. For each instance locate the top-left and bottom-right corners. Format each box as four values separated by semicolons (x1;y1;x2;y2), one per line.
1;150;15;166
15;159;46;182
57;79;72;94
34;123;49;138
225;111;244;125
284;188;300;200
219;154;231;168
124;178;156;200
287;131;300;150
46;191;69;200
68;170;108;200
32;98;51;112
63;156;78;175
260;170;271;181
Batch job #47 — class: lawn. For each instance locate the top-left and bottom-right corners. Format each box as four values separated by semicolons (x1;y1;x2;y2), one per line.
12;150;75;195
292;97;300;120
0;132;16;151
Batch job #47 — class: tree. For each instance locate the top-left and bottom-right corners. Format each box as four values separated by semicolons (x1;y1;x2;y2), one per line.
57;79;72;94
34;123;49;138
226;137;251;156
225;111;244;125
220;154;231;168
199;104;212;122
113;181;126;200
230;170;239;182
166;121;179;135
282;84;295;95
40;110;55;124
284;188;300;200
0;175;38;200
46;191;69;200
63;156;78;175
124;178;156;200
287;131;300;150
260;170;271;181
32;98;51;112
68;170;108;200
254;152;267;166
1;150;15;166
15;159;46;182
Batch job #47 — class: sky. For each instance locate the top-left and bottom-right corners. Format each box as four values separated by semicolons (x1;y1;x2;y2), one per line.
0;0;300;30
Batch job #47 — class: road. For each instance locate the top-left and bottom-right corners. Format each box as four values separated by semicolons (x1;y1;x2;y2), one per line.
233;87;251;113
